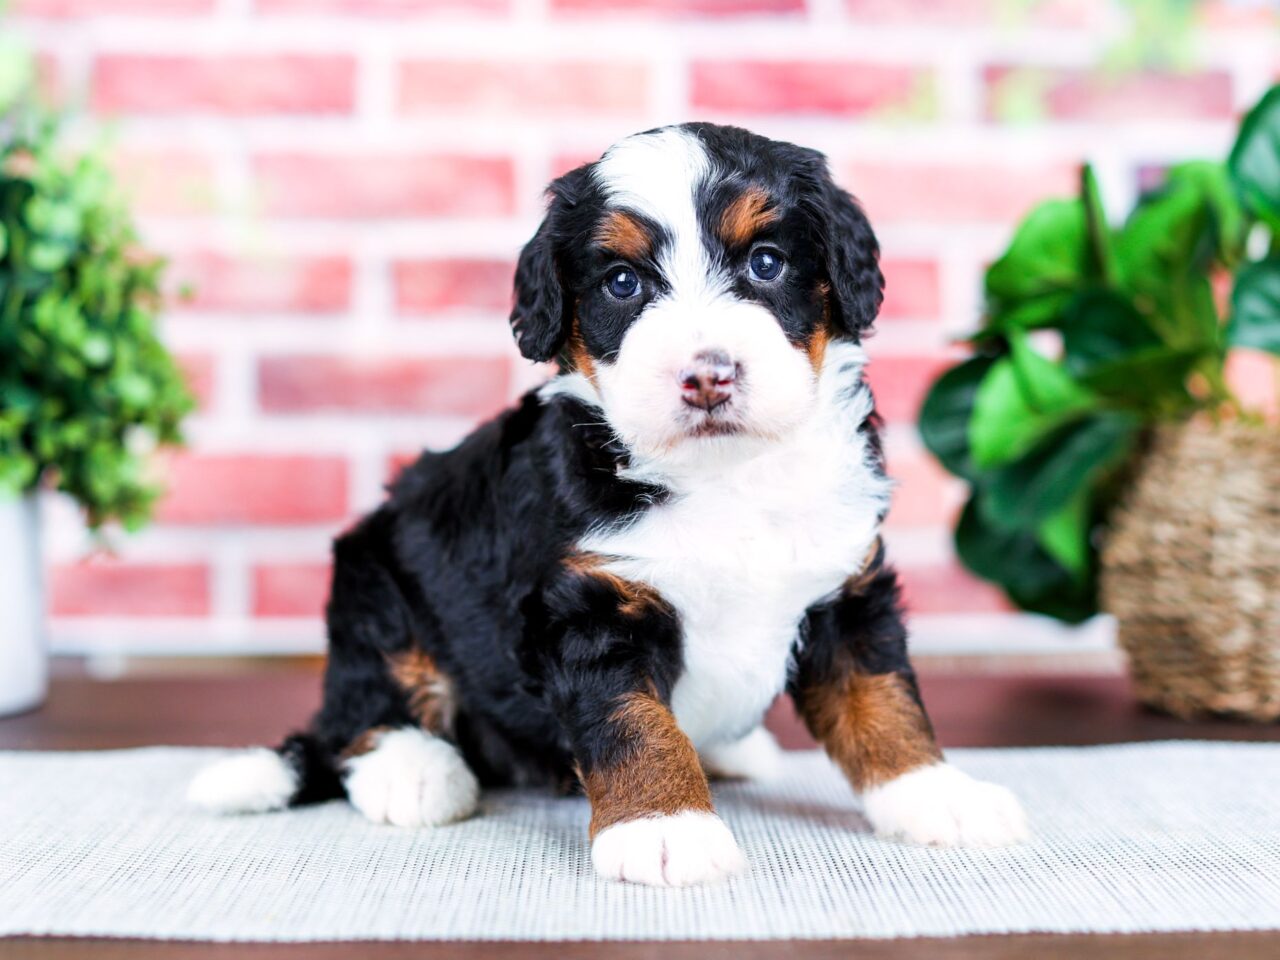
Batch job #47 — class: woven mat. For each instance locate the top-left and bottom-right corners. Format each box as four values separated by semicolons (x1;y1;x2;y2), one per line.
2;742;1278;942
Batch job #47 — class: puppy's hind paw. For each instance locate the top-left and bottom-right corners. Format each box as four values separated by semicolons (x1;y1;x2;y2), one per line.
343;728;479;828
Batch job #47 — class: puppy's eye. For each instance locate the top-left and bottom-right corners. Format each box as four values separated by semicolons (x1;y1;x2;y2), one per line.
605;267;640;300
748;248;784;282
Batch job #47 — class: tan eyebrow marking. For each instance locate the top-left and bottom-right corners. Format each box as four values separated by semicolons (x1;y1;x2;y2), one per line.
719;185;779;247
594;210;652;261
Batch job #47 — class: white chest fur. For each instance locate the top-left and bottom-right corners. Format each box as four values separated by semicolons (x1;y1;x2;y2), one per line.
575;345;890;749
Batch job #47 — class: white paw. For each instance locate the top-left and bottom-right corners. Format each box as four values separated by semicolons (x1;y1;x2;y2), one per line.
591;811;747;887
343;728;479;828
861;762;1029;848
187;748;296;814
701;726;784;781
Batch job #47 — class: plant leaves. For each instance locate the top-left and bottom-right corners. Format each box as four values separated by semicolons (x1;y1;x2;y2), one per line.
1036;489;1091;581
955;491;1095;623
985;198;1087;331
1080;164;1118;283
1115;163;1237;348
1228;258;1280;354
1228;83;1280;230
1076;344;1205;412
918;354;999;480
969;334;1097;469
1061;288;1161;375
985;412;1139;530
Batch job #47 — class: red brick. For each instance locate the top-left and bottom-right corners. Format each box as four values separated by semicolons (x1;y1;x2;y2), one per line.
157;454;349;525
176;353;216;409
257;0;506;12
393;259;514;314
399;61;648;115
51;562;210;617
169;251;352;313
258;355;511;417
844;161;1078;224
33;53;62;102
899;562;1014;614
880;258;940;320
386;450;419;483
864;353;955;423
984;66;1234;122
550;151;604;179
14;0;213;14
253;563;331;617
108;150;218;216
1226;349;1279;421
553;0;804;14
93;55;355;115
252;153;515;218
844;0;1093;26
883;449;958;529
691;61;928;116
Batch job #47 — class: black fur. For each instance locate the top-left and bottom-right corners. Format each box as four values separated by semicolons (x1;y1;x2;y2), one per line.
274;122;920;806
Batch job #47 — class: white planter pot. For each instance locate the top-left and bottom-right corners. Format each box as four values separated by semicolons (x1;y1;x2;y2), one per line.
0;494;46;716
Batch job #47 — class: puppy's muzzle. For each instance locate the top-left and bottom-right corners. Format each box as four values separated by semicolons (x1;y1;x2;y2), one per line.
678;349;738;412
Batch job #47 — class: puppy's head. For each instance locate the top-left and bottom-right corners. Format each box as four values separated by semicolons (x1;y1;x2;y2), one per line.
510;123;882;460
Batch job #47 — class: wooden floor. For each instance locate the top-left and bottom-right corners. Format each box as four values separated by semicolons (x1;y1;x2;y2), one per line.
2;667;1277;958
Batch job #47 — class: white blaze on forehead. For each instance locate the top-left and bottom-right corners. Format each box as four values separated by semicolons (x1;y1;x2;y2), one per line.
592;127;714;295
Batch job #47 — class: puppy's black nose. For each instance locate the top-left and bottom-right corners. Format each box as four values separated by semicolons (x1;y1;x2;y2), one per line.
678;350;737;412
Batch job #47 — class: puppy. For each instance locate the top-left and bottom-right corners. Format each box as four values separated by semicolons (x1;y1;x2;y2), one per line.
189;123;1027;887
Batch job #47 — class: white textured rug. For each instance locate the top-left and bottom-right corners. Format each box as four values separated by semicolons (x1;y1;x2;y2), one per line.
2;742;1278;942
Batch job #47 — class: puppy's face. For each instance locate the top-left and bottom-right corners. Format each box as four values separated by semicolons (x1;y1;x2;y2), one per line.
510;124;883;460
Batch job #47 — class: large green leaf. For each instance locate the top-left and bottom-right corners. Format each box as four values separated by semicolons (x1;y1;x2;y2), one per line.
1036;489;1091;581
1077;344;1205;413
1229;84;1280;230
1228;258;1280;354
917;354;998;480
1060;288;1160;375
985;199;1087;330
969;334;1097;469
1080;164;1118;283
955;491;1095;623
985;412;1139;530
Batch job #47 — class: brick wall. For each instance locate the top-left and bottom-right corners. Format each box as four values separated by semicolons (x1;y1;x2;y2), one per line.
11;0;1277;657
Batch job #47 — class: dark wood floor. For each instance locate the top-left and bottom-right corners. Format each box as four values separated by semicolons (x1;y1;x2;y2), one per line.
2;666;1277;959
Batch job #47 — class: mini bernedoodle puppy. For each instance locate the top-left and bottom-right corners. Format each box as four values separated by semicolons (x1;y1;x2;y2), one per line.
189;123;1028;887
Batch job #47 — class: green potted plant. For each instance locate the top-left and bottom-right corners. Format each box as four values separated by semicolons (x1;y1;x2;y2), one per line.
0;47;193;715
918;83;1280;717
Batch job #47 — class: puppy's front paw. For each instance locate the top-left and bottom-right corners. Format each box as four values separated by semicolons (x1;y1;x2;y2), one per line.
343;728;479;828
862;763;1028;848
591;811;747;887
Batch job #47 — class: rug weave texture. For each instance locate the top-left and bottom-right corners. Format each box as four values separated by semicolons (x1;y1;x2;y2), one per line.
2;742;1278;941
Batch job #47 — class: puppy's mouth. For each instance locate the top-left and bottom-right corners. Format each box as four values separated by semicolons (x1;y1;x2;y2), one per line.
678;402;746;439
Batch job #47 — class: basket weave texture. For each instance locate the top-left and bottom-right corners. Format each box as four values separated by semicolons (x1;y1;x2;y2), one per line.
1101;421;1280;721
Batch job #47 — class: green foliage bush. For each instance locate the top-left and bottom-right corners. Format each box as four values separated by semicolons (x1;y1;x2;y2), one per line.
919;83;1280;623
0;49;192;530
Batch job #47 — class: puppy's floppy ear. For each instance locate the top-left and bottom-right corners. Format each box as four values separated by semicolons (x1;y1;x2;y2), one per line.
509;167;589;363
509;218;565;362
802;155;884;338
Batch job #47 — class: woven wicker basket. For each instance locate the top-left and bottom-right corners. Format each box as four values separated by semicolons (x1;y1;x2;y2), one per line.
1100;420;1280;721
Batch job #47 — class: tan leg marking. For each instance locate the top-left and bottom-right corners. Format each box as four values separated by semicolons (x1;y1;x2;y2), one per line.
581;690;714;839
564;552;669;618
800;672;942;792
340;726;393;762
387;649;458;736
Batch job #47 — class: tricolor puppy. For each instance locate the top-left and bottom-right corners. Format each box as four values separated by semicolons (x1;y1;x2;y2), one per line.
189;123;1027;887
